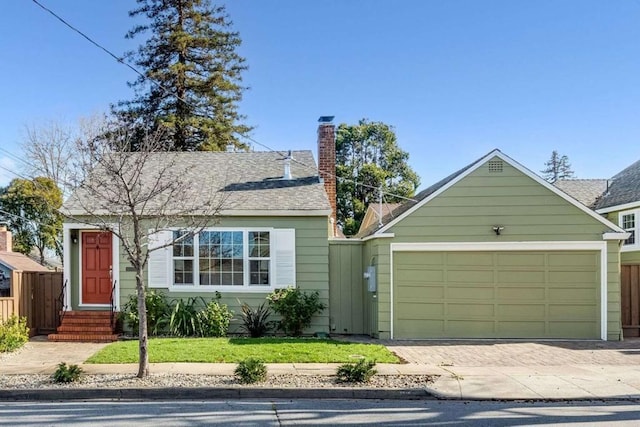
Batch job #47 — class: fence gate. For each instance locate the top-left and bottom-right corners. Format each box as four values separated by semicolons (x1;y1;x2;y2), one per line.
622;265;640;338
31;272;63;334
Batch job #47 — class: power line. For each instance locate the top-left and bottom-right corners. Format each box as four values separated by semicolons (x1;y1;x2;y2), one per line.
31;0;417;203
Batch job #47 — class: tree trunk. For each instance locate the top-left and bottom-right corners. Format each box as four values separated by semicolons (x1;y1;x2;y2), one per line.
136;270;149;378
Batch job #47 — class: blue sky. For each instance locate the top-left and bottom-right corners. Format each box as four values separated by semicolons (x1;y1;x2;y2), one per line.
2;0;640;191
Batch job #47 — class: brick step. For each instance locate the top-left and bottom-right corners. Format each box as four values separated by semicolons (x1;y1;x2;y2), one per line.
62;311;112;319
57;325;114;333
60;318;113;326
48;333;119;343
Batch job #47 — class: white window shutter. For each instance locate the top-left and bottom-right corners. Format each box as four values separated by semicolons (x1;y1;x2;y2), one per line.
273;228;296;288
147;229;172;288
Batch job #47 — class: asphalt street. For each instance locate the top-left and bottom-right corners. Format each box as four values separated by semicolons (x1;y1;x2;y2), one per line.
1;399;640;426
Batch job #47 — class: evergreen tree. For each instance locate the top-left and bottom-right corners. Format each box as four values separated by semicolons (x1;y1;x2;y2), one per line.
541;150;575;183
0;177;63;264
336;119;420;236
115;0;252;151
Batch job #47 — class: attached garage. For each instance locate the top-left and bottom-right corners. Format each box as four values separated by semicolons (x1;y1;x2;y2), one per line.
355;150;627;341
391;243;607;340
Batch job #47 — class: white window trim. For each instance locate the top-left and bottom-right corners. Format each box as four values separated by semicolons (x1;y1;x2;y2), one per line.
169;227;276;293
619;209;639;252
389;241;608;341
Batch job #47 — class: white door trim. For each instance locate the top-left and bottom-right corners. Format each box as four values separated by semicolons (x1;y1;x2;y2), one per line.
389;241;608;340
77;225;120;310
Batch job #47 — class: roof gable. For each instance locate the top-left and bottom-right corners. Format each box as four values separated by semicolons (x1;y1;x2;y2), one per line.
363;149;625;237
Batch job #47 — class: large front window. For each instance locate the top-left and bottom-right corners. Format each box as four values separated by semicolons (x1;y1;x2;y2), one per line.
172;230;270;287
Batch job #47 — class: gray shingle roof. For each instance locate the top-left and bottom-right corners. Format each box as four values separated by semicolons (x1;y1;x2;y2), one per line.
63;151;331;215
553;179;608;208
594;160;640;210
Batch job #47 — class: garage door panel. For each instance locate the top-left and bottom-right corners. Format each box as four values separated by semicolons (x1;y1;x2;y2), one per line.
497;253;545;266
447;320;494;335
397;302;444;319
549;271;597;283
549;288;597;301
447;270;494;283
497;287;546;300
497;304;545;319
393;250;600;339
498;321;545;336
548;304;598;319
548;253;597;266
395;268;444;283
447;253;493;266
497;270;546;284
548;322;598;338
447;303;494;317
396;252;443;266
447;286;494;300
396;285;444;301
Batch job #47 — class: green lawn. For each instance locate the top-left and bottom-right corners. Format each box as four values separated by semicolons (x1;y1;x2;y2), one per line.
85;337;400;364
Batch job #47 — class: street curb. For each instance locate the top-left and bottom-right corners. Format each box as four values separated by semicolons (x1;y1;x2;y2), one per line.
0;387;435;401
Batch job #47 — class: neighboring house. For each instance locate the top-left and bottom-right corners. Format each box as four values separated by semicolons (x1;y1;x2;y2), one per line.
329;150;628;341
0;226;50;298
557;161;640;337
58;120;336;341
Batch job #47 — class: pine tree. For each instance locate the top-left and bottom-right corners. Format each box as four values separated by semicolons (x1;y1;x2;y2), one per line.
541;150;575;183
115;0;252;151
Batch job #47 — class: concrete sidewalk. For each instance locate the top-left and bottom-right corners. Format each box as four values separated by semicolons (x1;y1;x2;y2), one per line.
4;337;640;400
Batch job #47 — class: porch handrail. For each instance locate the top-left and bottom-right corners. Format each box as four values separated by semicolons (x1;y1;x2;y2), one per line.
57;279;68;323
109;279;117;331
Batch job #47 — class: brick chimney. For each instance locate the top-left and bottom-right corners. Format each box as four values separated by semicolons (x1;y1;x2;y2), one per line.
0;225;12;252
317;116;337;237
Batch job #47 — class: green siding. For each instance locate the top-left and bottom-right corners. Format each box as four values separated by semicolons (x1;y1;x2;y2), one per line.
328;240;364;334
371;157;623;340
66;215;330;334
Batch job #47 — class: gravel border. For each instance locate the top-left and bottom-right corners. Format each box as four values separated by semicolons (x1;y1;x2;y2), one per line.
0;373;435;390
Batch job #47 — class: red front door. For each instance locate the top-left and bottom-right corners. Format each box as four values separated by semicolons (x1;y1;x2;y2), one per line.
82;232;113;305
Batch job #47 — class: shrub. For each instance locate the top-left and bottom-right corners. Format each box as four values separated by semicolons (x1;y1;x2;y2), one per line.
52;362;83;383
267;287;326;336
234;358;267;384
0;315;29;352
169;297;203;337
336;359;377;383
121;289;169;336
198;296;234;337
239;301;273;338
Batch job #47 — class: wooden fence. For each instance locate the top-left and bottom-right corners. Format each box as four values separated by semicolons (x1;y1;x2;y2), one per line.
622;264;640;338
0;271;63;335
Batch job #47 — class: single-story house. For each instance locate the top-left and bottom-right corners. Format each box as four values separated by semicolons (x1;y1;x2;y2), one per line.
59;118;630;341
0;226;50;298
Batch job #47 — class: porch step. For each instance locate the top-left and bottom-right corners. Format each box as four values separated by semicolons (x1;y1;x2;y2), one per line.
48;333;119;343
48;310;119;343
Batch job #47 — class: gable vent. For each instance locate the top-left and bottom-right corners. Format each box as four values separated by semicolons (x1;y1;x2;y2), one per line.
488;160;503;173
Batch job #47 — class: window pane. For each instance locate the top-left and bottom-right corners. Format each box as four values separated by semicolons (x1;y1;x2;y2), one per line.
249;231;270;258
174;259;193;285
250;260;269;285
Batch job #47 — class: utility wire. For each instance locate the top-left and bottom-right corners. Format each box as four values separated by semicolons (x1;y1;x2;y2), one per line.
30;0;417;203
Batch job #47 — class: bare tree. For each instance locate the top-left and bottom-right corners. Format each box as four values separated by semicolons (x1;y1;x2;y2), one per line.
66;120;225;378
